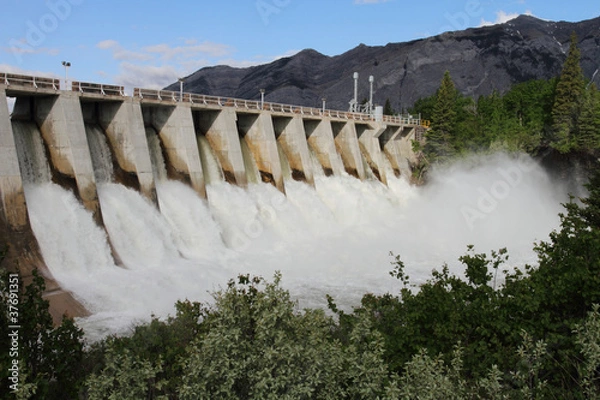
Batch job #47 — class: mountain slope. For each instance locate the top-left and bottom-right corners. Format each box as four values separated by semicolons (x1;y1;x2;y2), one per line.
166;15;600;111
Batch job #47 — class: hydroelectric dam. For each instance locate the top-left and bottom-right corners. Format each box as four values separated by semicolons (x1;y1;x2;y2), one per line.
0;72;428;321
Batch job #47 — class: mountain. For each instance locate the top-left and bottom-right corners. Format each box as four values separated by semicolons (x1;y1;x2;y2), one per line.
166;15;600;112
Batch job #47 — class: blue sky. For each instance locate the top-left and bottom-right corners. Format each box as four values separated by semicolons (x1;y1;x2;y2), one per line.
2;0;599;92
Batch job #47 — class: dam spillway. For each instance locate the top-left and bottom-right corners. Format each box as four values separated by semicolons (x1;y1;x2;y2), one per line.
0;73;427;322
0;74;572;341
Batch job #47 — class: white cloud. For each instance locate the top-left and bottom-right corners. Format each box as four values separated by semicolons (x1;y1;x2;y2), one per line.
479;10;533;26
143;41;232;61
0;63;60;79
96;40;153;62
114;62;179;91
3;38;60;57
97;39;233;64
92;38;299;90
96;39;119;50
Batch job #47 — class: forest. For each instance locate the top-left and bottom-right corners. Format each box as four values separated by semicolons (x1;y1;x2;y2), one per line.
407;33;600;181
1;33;600;399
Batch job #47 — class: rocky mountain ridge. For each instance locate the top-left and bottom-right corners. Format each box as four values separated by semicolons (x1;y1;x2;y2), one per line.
166;15;600;112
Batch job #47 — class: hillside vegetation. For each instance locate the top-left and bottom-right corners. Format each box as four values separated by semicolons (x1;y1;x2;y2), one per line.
411;33;600;181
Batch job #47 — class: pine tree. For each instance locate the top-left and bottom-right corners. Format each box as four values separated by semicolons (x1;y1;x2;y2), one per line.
577;84;600;151
383;98;395;116
424;71;458;161
551;32;585;153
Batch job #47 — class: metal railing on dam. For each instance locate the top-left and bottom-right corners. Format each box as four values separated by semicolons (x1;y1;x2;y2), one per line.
2;72;59;91
72;81;125;96
1;72;429;127
133;87;429;127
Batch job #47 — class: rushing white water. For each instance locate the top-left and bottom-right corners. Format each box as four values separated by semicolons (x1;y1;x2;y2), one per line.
146;128;168;182
85;124;114;183
197;135;224;184
21;148;573;341
12;121;52;183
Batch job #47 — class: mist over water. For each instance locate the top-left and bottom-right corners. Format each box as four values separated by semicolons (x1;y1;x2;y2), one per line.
22;152;575;341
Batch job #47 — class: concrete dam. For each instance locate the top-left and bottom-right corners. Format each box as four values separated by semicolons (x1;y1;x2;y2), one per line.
0;72;427;322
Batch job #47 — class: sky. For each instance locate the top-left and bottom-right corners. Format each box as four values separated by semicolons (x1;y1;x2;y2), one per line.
1;0;600;93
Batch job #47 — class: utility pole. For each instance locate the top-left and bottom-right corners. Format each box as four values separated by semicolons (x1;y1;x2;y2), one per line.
178;78;184;102
368;75;374;115
61;61;71;90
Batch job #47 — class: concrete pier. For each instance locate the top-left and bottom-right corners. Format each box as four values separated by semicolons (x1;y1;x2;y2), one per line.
33;93;103;223
0;87;28;232
272;116;314;186
332;121;366;180
145;104;206;198
98;99;158;205
397;126;419;167
0;88;87;323
237;112;285;192
356;123;387;184
195;108;247;187
304;119;344;177
380;125;405;178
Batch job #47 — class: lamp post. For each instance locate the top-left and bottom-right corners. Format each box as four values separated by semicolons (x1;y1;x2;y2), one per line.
368;75;374;115
178;78;184;102
322;97;326;114
61;61;71;90
260;88;265;109
353;72;359;113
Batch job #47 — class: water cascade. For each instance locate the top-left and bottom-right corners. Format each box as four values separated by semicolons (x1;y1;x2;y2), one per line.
10;121;572;341
197;134;224;184
85;124;114;184
11;120;52;184
146;127;168;182
21;151;570;340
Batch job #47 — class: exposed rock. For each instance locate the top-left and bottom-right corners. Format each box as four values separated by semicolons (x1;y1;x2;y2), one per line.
166;15;600;112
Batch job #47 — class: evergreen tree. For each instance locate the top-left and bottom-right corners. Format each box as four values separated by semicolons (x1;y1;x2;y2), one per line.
424;71;458;161
578;84;600;151
383;98;395;116
551;32;585;153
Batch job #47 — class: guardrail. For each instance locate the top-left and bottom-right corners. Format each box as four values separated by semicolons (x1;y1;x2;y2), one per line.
381;115;428;127
1;72;430;128
72;81;125;96
133;88;179;102
2;72;59;91
134;88;395;123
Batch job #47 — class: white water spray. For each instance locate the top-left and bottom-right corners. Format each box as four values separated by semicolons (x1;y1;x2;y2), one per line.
12;121;51;183
197;135;224;184
22;142;571;340
85;124;113;183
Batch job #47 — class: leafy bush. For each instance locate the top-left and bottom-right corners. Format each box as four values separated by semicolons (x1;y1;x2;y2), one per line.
0;266;84;400
178;272;398;399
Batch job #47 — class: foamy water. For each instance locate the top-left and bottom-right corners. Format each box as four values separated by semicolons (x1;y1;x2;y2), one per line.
23;153;572;341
